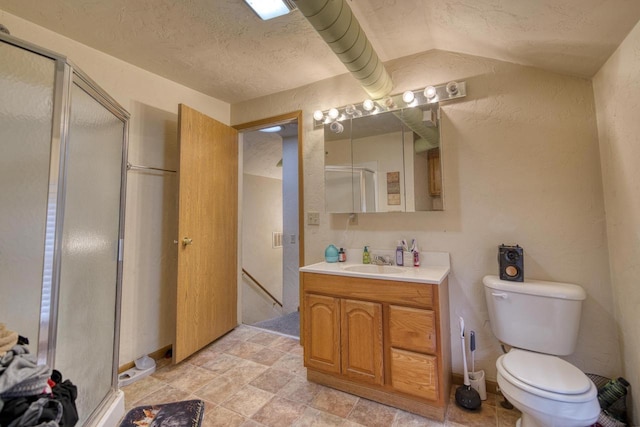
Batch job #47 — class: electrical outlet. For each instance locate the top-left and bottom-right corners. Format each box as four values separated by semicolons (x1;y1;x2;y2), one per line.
349;213;358;225
307;211;320;225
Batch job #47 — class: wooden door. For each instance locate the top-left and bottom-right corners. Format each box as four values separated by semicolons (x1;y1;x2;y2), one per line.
304;293;340;374
174;104;238;363
341;299;383;385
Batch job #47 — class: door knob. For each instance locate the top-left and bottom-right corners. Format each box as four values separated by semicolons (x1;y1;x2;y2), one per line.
182;237;193;246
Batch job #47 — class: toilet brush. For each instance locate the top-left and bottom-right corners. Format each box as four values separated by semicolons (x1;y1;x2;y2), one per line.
455;317;481;410
470;330;476;379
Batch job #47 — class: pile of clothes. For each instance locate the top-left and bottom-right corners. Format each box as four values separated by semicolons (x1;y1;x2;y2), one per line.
0;324;78;427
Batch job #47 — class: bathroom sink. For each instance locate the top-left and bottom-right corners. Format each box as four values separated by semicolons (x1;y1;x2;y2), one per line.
342;265;405;275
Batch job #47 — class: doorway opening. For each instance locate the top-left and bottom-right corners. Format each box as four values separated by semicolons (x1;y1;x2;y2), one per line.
234;112;304;338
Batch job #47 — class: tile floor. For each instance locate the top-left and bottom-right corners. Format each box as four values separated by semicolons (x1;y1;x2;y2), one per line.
121;325;521;426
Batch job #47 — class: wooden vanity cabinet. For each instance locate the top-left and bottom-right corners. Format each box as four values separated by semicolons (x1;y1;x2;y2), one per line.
302;272;451;421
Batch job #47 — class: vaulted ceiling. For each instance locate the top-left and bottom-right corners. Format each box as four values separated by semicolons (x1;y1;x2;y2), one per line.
1;0;640;104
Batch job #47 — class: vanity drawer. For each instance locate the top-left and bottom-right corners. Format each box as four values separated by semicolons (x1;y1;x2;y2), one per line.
390;348;438;401
389;305;436;354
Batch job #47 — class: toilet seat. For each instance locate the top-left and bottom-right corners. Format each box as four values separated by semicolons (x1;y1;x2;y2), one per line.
502;349;591;394
497;349;596;403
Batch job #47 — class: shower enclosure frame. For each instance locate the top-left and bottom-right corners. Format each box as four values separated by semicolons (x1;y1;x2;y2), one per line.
1;32;129;425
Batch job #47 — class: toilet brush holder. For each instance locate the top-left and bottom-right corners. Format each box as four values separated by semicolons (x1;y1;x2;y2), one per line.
469;370;487;400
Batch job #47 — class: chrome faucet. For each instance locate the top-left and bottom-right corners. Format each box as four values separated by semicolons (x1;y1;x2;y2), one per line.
371;254;393;266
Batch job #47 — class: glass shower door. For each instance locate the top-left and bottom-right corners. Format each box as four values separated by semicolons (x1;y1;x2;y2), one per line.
0;41;55;354
54;80;125;425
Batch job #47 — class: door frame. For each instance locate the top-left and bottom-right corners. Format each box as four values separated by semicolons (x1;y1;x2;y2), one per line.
233;110;304;320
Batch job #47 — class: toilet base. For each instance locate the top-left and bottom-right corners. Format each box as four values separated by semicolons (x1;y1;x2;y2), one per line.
519;413;544;427
516;410;591;427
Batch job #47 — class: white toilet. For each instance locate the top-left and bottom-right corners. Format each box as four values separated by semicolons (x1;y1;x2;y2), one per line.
483;275;600;427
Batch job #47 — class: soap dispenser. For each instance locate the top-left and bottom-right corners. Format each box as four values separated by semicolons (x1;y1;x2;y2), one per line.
363;246;371;264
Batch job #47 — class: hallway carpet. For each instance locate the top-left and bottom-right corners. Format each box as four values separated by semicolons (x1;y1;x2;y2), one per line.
252;312;300;338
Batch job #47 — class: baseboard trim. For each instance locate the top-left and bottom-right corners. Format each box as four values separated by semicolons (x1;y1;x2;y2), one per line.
118;344;172;374
451;373;499;395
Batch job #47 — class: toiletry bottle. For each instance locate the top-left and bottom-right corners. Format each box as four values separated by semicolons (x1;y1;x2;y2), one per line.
396;241;403;266
413;246;420;267
363;246;370;264
338;248;346;262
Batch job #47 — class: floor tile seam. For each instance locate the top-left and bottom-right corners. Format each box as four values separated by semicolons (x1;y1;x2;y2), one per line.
219;383;277;415
152;359;200;383
249;394;311;427
170;374;221;394
125;382;167;407
243;323;301;341
194;362;236;377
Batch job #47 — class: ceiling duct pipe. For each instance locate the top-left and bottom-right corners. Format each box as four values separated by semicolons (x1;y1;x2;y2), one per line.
393;108;440;152
293;0;393;99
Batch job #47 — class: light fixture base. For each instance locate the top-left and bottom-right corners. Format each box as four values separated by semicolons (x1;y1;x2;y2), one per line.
313;81;466;128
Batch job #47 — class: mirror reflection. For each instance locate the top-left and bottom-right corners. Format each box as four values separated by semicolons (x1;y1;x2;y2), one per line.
324;103;443;213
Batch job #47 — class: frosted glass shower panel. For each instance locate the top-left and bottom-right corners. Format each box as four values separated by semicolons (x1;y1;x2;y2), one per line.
0;42;55;350
55;82;125;424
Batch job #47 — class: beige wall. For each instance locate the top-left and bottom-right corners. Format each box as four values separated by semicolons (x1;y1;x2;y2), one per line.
242;173;283;323
593;20;640;424
232;49;620;382
0;10;230;365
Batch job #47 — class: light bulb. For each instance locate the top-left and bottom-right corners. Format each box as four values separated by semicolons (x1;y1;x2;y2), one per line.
328;108;339;120
424;86;437;99
313;110;324;121
402;91;415;104
329;122;344;134
363;99;375;111
446;81;459;96
383;96;395;108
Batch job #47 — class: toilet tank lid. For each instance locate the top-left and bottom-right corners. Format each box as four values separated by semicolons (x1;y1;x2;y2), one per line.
483;275;586;300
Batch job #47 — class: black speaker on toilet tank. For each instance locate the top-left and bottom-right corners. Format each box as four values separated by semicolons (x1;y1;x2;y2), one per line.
498;244;524;282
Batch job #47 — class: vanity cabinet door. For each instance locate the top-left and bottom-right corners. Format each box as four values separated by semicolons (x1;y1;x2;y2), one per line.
304;294;341;374
390;348;438;401
341;299;384;385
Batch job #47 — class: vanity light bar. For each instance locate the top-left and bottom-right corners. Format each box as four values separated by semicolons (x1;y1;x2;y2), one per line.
313;81;466;129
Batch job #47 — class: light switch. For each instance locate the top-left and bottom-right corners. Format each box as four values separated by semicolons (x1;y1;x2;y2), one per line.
307;211;320;225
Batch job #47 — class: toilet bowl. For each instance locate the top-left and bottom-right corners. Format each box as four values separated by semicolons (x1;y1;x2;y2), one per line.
496;349;599;427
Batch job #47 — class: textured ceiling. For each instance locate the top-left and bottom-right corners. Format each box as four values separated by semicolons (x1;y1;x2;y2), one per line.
243;130;283;180
1;0;640;103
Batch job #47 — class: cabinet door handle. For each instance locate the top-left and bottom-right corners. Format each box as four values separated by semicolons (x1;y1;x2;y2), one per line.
491;292;508;299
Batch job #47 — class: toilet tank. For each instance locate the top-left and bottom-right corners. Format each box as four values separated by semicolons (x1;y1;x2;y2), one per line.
483;275;586;356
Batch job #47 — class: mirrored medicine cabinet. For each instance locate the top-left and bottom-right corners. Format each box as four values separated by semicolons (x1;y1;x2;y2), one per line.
320;82;466;213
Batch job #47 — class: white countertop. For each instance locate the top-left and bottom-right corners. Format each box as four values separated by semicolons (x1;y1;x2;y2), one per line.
300;251;450;285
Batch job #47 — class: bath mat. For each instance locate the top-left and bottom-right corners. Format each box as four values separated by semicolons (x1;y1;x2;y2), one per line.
119;399;204;427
